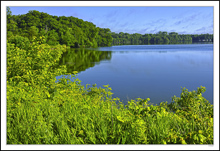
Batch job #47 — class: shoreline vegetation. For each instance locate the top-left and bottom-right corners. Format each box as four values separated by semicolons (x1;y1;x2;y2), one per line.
7;8;213;144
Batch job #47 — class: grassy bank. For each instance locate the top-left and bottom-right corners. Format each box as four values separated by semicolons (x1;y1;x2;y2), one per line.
7;36;213;144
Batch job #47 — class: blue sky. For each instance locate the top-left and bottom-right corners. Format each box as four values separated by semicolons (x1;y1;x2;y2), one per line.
9;6;213;35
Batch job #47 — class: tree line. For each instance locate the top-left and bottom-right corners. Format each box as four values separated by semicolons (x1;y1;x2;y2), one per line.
111;31;213;45
7;7;213;48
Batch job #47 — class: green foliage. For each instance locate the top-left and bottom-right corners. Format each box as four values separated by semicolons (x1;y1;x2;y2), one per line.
7;35;30;50
27;26;39;40
96;28;113;47
46;29;59;45
111;31;212;45
7;7;12;19
7;9;112;48
7;8;18;34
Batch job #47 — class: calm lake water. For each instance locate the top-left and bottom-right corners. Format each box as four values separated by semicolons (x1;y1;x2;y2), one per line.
56;44;213;105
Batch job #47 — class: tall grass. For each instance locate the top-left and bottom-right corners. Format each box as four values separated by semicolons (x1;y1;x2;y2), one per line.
7;36;213;144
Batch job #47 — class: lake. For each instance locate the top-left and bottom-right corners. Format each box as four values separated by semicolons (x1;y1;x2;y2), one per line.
56;44;213;105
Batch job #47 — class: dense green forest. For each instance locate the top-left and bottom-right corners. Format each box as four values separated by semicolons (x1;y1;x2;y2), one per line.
111;31;213;45
7;8;113;48
7;7;213;48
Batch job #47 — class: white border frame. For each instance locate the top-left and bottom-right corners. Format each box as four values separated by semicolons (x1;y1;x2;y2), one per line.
1;1;219;150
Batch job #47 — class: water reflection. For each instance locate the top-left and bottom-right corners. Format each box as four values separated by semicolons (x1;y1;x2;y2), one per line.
58;48;112;73
56;44;213;105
